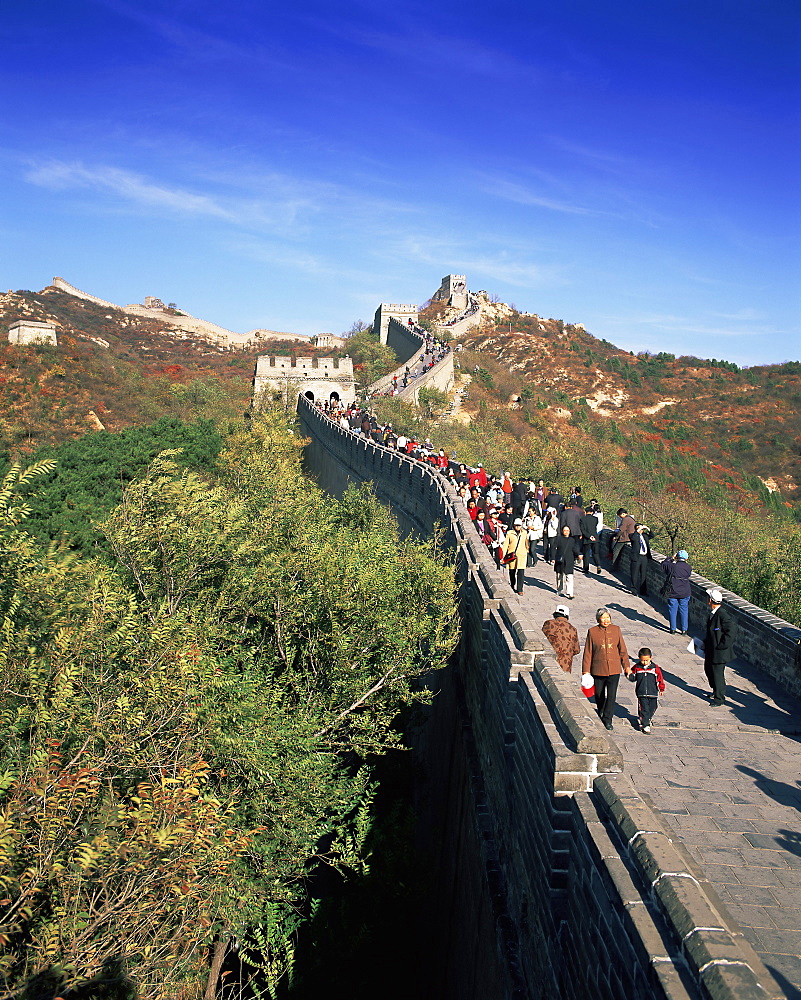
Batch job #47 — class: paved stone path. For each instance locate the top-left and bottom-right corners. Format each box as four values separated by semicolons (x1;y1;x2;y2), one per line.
521;555;801;999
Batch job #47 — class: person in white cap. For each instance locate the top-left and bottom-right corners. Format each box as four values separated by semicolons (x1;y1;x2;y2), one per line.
541;605;580;673
703;589;735;706
501;517;529;594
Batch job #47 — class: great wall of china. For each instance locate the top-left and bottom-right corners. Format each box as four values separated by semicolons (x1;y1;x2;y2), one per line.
295;306;801;1000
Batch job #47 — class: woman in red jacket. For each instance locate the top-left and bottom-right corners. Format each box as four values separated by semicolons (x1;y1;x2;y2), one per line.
582;607;631;731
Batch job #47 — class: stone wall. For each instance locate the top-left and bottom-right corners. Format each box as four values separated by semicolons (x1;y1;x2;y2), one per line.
297;395;782;1000
50;277;122;312
385;315;424;365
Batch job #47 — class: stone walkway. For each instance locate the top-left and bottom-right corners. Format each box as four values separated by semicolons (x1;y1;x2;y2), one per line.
521;555;801;999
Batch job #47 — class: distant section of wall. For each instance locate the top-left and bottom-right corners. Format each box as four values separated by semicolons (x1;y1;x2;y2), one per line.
51;277;122;312
436;291;483;337
398;350;455;403
51;276;307;350
298;395;783;1000
385;315;425;367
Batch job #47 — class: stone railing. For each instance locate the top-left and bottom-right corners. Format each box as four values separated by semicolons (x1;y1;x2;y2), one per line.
297;395;783;1000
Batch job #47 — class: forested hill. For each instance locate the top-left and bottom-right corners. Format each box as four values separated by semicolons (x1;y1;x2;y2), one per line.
428;305;801;507
0;285;334;458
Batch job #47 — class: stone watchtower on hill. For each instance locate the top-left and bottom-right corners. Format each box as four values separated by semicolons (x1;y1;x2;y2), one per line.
432;274;468;311
252;356;356;408
8;320;58;346
373;302;419;345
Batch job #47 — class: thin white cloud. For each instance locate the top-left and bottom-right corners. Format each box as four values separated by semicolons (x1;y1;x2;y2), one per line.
602;311;774;340
23;158;425;240
480;176;602;217
25;161;235;219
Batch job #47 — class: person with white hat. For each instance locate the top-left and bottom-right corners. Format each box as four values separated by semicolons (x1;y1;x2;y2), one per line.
501;517;529;594
541;605;580;673
703;589;735;706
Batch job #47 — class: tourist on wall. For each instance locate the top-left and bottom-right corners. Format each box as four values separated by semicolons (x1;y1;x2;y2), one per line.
701;589;735;706
553;525;579;599
499;502;515;532
483;509;505;569
542;506;559;563
501;517;529;595
542;605;580;673
524;509;543;566
663;550;692;634
582;608;631;731
611;508;637;567
580;503;602;575
629;522;653;596
627;647;665;733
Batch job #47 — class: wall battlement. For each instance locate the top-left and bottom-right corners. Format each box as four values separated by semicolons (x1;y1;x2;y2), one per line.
256;355;354;374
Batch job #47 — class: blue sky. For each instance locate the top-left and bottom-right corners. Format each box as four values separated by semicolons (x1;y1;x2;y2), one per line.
1;0;799;364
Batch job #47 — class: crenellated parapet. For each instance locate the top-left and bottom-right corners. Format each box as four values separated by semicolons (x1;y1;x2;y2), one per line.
253;354;356;406
373;302;419;344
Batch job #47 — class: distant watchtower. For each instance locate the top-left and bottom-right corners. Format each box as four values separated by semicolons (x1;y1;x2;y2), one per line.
373;303;419;345
433;274;468;311
252;356;356;408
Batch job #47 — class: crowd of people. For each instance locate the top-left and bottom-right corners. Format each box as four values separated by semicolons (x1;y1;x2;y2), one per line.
313;398;737;731
369;333;452;398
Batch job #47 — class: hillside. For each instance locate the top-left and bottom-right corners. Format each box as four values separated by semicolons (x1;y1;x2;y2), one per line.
452;310;801;507
0;284;333;457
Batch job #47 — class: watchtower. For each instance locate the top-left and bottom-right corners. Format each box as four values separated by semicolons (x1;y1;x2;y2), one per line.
373;303;419;345
432;274;468;311
252;356;356;408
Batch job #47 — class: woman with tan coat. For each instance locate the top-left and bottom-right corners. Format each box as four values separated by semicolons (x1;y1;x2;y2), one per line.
582;607;631;731
501;517;529;594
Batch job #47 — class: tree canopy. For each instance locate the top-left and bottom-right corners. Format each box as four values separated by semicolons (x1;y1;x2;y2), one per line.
0;407;457;998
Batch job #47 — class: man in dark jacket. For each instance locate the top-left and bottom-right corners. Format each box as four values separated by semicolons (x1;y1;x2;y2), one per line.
544;487;564;511
580;506;602;575
559;502;584;538
703;589;735;706
629;523;653;596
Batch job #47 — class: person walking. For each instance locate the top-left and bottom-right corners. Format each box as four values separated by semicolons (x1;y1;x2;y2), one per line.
663;550;692;634
553;525;578;599
580;503;602;575
542;605;580;673
627;646;665;733
702;589;735;706
524;509;543;566
502;517;529;595
543;506;559;563
582;608;631;731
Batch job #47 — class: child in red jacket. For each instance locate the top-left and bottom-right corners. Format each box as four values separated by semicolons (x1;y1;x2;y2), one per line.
628;647;665;734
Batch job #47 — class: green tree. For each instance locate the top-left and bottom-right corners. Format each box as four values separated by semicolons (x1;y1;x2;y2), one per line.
342;330;396;386
0;409;457;998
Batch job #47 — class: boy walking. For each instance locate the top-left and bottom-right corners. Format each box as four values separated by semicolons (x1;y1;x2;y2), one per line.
628;647;665;733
